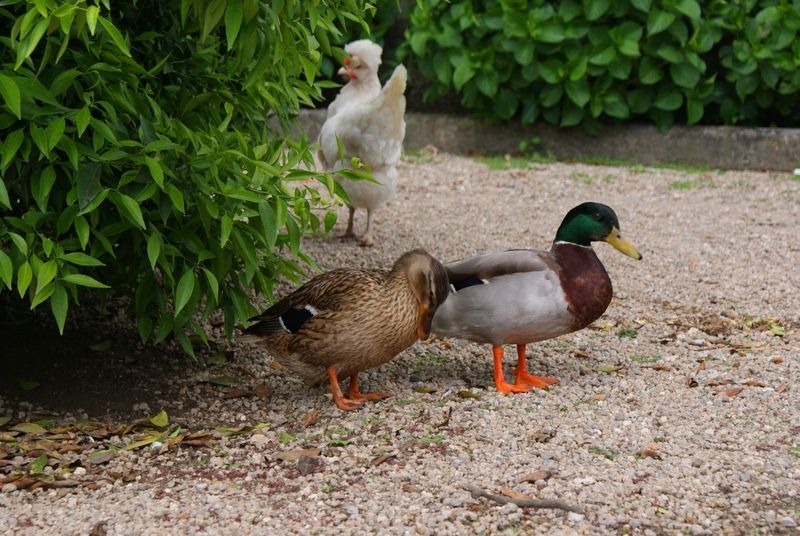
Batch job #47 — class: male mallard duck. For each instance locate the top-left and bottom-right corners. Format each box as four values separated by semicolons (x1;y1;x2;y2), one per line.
431;202;642;394
241;249;449;410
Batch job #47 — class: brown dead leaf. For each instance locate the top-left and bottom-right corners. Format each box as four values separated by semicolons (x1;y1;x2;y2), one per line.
694;360;706;374
639;443;661;460
275;448;321;462
574;350;591;359
370;454;396;467
771;356;784;364
89;521;108;536
181;432;215;447
775;382;789;394
519;469;553;483
642;363;672;371
456;390;481;400
223;381;272;400
686;377;698;388
743;379;768;387
434;406;452;429
500;488;533;501
594;393;606;401
413;386;438;394
723;386;744;397
303;410;319;428
705;378;734;386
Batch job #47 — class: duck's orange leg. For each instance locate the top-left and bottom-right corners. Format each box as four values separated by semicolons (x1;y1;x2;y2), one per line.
493;346;534;394
347;373;390;403
327;367;363;411
512;344;558;389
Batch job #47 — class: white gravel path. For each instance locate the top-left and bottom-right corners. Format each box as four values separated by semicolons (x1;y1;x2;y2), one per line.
2;152;799;535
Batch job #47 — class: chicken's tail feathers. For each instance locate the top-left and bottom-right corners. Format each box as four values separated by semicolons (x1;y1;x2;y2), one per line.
381;64;407;101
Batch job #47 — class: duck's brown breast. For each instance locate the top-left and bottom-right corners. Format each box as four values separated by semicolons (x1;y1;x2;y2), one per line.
552;243;613;331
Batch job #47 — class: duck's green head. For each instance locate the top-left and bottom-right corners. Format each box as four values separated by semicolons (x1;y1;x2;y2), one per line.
554;202;642;260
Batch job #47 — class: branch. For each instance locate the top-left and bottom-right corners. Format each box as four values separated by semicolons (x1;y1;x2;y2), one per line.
463;484;584;515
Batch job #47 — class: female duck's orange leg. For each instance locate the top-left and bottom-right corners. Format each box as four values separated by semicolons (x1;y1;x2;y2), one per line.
493;346;533;394
327;367;363;411
347;373;390;403
512;344;558;389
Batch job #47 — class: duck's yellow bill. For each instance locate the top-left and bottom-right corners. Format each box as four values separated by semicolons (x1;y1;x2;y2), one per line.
605;227;642;260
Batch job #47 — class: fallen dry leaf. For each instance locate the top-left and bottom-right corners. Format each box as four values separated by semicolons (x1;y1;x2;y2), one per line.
456;390;481;400
574;350;591;359
743;379;768;387
687;377;699;388
771;357;784;364
370;453;396;467
706;378;734;386
519;469;553;483
594;393;606;401
303;410;319;428
413;386;438;394
640;443;662;460
275;448;321;463
723;386;744;397
434;407;452;429
643;363;672;371
775;382;789;394
500;488;533;501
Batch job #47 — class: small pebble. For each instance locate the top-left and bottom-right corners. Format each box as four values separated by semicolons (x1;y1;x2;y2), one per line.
779;516;797;528
2;483;16;493
73;467;87;476
567;512;586;523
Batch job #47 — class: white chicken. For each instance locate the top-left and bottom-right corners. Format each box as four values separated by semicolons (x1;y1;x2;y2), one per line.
318;40;407;247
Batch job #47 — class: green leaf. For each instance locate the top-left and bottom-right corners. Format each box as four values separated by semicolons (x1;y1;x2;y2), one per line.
670;61;700;89
61;274;111;288
202;0;227;38
0;250;12;289
565;80;590;107
15;19;48;69
259;202;278;250
29;453;48;475
112;192;146;229
146;232;161;270
654;88;683;111
686;98;703;124
35;260;58;296
202;268;219;301
32;165;56;211
0;178;10;210
639;57;663;84
150;410;169;428
17;261;32;297
225;0;243;50
0;74;22;119
61;252;105;267
174;269;195;317
453;62;475;91
98;16;131;56
74;215;90;249
647;11;675;36
475;71;498;97
631;0;652;11
220;215;233;247
674;0;701;20
143;156;164;187
86;5;99;35
51;282;68;334
1;128;25;172
585;0;610;21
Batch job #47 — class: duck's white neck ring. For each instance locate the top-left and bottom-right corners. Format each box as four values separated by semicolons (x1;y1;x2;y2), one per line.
553;240;593;249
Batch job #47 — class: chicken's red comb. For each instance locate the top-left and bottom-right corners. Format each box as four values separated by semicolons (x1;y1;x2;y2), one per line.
343;55;351;65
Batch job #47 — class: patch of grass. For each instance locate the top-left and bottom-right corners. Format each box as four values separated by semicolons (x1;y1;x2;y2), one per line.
790;445;800;458
653;436;666;443
630;355;661;364
419;432;444;446
570;171;593;185
589;445;616;460
322;483;334;493
652;161;716;174
602;174;617;183
394;399;417;407
278;431;295;444
617;328;638;339
327;438;351;447
668;178;716;190
573;155;637;167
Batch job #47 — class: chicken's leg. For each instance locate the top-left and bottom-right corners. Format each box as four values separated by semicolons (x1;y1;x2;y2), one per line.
358;208;375;247
342;206;356;238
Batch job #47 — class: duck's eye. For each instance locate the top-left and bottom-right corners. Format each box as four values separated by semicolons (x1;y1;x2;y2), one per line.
592;212;601;220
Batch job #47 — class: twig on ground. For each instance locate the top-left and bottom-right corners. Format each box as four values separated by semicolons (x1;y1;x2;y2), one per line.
463;484;584;514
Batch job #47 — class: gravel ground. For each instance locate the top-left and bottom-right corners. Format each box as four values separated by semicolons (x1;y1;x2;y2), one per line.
2;152;800;535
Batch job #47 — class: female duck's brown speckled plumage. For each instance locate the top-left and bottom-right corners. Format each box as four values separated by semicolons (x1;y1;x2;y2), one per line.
241;248;449;410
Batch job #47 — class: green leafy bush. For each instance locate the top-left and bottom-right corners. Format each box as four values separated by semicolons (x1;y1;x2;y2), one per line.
0;0;371;356
401;0;800;130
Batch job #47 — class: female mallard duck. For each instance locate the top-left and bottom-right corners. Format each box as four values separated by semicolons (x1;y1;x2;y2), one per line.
241;249;449;410
431;202;642;394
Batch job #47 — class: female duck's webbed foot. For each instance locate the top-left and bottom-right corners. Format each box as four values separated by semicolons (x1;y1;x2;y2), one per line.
347;373;390;403
512;344;558;389
492;346;534;395
327;367;364;411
